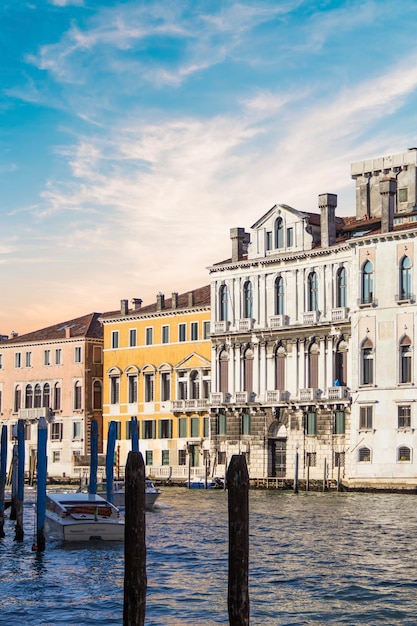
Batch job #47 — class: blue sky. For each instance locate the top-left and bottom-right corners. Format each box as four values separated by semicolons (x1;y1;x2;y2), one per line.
2;0;417;334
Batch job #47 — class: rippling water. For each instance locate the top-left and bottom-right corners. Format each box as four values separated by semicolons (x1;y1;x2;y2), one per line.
1;488;417;625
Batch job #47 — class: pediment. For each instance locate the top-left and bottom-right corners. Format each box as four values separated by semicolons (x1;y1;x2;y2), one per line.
251;203;306;230
175;352;211;369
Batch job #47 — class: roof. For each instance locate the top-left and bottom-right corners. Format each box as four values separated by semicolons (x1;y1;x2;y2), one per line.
1;312;103;344
101;284;211;321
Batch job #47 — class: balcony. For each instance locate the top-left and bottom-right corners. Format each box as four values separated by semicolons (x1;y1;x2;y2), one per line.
234;391;256;404
214;320;230;333
357;296;377;308
331;307;349;322
18;408;51;421
303;311;320;325
299;388;321;402
265;390;289;404
327;386;349;400
238;318;254;332
210;392;231;405
395;293;415;304
269;315;289;328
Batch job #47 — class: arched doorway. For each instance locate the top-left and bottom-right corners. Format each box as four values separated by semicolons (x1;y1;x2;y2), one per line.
268;423;287;477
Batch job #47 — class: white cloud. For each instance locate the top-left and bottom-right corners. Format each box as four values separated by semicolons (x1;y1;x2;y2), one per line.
50;0;84;6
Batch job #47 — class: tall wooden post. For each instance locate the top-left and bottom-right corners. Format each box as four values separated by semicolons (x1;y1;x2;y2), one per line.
106;421;117;503
10;444;18;520
227;454;249;626
187;445;191;489
0;425;7;538
123;451;146;626
35;417;48;552
306;453;310;491
131;417;139;453
337;455;341;492
294;448;299;494
89;420;98;495
323;458;327;492
15;419;25;541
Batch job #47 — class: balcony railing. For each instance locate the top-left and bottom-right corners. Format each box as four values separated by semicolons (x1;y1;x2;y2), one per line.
299;388;321;401
238;318;254;331
18;408;51;421
269;315;289;328
210;392;231;405
265;390;289;404
214;320;230;333
303;311;320;325
331;307;349;322
395;293;415;304
357;296;377;308
234;391;256;404
327;386;349;400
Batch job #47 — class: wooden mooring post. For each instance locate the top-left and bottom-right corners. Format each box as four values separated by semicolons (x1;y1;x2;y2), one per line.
15;419;25;541
227;454;250;626
0;425;7;538
123;451;146;626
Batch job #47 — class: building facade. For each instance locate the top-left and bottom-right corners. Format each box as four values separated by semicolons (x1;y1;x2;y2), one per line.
0;313;104;478
100;286;212;480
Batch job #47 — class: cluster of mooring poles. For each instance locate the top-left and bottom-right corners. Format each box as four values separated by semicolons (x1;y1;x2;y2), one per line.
293;449;342;493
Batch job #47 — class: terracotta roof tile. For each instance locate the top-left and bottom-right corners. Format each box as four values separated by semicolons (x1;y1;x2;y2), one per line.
1;312;103;344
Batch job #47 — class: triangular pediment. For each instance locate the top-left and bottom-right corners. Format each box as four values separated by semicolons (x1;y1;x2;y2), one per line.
251;203;306;230
175;352;211;369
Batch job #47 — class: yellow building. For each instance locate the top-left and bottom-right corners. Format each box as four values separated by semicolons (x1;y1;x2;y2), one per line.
100;285;211;480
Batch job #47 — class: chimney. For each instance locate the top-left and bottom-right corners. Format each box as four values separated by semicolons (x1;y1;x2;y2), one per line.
156;293;165;311
380;178;396;233
319;193;337;248
188;292;194;308
120;299;129;316
230;227;250;262
131;298;142;311
172;292;178;309
65;327;71;339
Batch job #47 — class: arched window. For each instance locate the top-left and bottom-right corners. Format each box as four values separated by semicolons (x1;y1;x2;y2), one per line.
74;381;82;410
308;342;319;389
219;350;229;394
54;383;61;411
190;370;200;400
42;383;50;408
361;260;374;304
275;276;284;315
398;446;411;462
25;384;33;409
275;344;286;391
93;380;102;410
334;339;348;386
14;386;22;413
400;335;412;383
361;338;374;385
400;256;412;300
243;348;253;394
336;267;347;308
274;217;284;248
219;284;228;321
358;447;371;462
243;280;253;318
308;272;318;311
34;383;42;408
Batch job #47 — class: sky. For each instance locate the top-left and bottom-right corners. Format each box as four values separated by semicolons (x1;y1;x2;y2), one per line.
2;0;417;335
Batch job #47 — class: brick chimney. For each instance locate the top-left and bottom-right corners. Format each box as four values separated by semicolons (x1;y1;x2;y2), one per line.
120;299;129;316
131;298;142;311
156;293;165;311
188;292;194;307
319;193;337;248
380;178;396;233
65;327;71;339
172;292;178;309
230;227;250;262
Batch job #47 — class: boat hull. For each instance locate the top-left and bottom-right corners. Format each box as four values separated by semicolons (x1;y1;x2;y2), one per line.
46;513;124;542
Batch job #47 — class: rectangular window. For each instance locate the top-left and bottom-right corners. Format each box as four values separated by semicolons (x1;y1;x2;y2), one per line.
115;421;121;440
74;383;82;410
52;450;61;463
73;421;82;440
178;449;186;465
0;354;2;369
111;331;119;349
15;352;22;368
93;345;102;363
145;450;153;466
334;411;345;435
191;417;199;438
143;420;156;439
110;377;120;404
203;417;209;438
203;321;211;340
161;372;171;401
398;405;411;429
162;449;170;465
191;322;198;341
242;413;251;435
146;327;153;346
44;349;51;366
54;385;61;411
178;323;186;342
179;417;187;438
334;451;345;467
24;424;31;441
25;352;32;367
129;328;137;347
51;422;63;441
266;231;272;250
159;419;173;439
399;187;408;203
128;375;138;403
306;452;317;467
162;325;170;344
286;227;294;247
218;413;227;435
359;406;373;429
306;412;317;435
74;347;82;363
55;349;62;365
144;373;154;402
218;451;226;465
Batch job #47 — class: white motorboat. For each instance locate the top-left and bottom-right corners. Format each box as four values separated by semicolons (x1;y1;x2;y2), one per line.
45;492;124;542
77;479;161;509
185;477;224;489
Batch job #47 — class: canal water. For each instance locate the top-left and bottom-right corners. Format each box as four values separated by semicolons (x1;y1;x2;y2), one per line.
1;487;417;625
